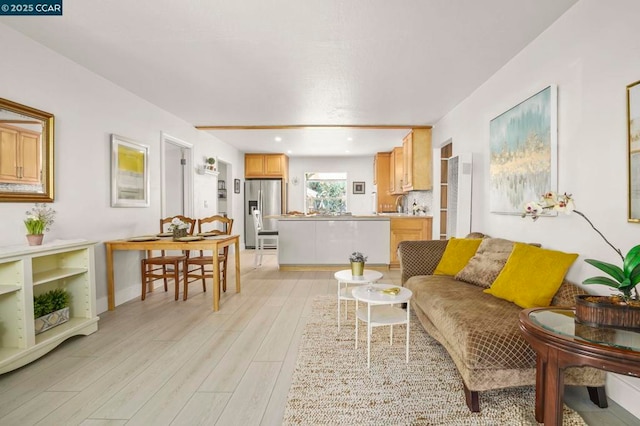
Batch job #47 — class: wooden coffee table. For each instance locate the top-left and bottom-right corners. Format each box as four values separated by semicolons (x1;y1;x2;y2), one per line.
519;307;640;426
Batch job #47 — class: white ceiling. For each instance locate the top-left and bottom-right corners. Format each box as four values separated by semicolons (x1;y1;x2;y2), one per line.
1;0;577;156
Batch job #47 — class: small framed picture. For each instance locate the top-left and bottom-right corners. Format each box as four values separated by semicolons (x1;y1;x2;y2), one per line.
353;181;365;194
234;178;241;194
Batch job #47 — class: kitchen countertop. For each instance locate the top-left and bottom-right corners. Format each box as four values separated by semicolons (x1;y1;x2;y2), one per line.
276;214;432;221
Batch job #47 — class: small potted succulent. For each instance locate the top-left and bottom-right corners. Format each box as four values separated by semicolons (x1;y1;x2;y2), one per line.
349;251;367;276
34;288;70;334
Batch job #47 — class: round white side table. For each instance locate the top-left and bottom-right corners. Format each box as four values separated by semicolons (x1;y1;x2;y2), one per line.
334;269;383;331
353;283;412;368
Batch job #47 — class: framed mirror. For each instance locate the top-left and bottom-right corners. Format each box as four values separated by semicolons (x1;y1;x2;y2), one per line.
0;98;54;202
628;80;640;222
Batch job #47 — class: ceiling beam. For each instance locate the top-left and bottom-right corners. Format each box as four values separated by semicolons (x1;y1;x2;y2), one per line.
195;124;432;130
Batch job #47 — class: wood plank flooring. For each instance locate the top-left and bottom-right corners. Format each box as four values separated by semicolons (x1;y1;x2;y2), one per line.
0;251;636;425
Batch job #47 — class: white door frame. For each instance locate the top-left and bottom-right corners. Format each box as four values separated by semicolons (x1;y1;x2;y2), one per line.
160;132;194;218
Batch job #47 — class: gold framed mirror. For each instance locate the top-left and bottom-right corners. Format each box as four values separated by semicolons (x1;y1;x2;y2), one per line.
0;97;54;202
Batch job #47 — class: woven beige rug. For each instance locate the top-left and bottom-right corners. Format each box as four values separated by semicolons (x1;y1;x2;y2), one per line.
284;295;586;425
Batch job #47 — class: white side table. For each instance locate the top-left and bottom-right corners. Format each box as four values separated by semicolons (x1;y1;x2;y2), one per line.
334;269;383;331
353;284;412;368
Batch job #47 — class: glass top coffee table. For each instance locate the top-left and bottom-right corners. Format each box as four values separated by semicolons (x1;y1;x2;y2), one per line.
334;269;383;331
520;307;640;426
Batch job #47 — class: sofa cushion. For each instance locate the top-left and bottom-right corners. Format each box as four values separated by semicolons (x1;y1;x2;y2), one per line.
454;238;516;288
433;238;482;276
406;275;536;370
484;243;578;308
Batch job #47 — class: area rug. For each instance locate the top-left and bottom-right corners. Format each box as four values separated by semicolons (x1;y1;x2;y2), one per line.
283;295;586;425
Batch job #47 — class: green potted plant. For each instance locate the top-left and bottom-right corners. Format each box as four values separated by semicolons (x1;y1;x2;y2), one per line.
24;203;56;246
34;288;70;334
206;157;216;171
523;192;640;329
349;251;367;276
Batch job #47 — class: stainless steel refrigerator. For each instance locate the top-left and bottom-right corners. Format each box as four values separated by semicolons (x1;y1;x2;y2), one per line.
245;179;283;249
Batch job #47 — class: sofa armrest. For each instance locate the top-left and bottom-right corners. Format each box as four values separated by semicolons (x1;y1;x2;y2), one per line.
398;240;449;285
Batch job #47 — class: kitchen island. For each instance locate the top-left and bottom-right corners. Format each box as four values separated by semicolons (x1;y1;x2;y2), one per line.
277;215;394;270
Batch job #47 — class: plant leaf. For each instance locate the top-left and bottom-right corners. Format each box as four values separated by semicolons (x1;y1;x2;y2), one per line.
583;276;621;288
584;258;625;282
624;244;640;276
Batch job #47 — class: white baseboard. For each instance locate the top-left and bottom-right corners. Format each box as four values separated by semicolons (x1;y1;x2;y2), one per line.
606;373;640;419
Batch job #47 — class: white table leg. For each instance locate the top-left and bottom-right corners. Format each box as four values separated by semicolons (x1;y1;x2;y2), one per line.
355;298;359;349
406;302;410;363
367;302;371;369
337;280;342;331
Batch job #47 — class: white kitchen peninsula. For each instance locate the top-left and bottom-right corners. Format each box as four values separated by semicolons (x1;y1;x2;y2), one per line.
277;216;390;269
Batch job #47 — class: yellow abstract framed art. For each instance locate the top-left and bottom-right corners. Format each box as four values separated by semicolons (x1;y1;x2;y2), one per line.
111;134;149;207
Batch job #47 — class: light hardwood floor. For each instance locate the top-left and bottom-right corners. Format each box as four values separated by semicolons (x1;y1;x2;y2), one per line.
0;251;637;425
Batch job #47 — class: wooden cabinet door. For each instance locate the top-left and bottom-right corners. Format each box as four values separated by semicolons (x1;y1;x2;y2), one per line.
264;154;283;176
374;152;394;212
393;146;404;194
408;128;433;191
389;217;432;268
245;154;265;177
402;132;413;191
0;126;19;182
20;132;41;183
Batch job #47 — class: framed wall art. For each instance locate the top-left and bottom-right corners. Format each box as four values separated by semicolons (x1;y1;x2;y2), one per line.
628;80;640;222
489;85;558;214
111;134;150;207
353;181;365;194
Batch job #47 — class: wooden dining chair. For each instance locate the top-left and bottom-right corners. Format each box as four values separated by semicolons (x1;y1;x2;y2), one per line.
140;215;196;301
184;215;234;300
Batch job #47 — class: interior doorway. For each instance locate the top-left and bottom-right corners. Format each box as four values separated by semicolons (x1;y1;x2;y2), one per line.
161;132;193;218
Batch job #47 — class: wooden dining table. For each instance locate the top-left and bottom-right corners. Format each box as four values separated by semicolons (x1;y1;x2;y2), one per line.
105;234;240;311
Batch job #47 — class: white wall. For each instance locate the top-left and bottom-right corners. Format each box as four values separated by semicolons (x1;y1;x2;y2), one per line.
288;156;375;214
431;0;640;417
0;24;244;313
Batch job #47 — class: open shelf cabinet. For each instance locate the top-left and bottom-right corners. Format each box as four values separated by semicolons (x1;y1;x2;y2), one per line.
0;240;99;374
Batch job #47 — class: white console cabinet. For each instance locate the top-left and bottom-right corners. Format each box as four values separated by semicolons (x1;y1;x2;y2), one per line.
0;239;99;374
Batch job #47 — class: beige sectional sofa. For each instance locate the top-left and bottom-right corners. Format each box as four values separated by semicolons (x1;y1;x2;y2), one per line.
398;237;607;412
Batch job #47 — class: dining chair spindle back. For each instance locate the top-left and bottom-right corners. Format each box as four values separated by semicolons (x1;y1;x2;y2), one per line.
140;215;196;301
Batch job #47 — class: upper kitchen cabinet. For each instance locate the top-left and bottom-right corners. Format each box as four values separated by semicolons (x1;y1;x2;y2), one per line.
374;152;395;212
402;128;432;192
245;153;289;180
389;146;404;195
0;124;42;184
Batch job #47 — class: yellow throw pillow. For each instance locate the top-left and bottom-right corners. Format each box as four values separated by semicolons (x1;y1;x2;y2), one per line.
484;243;578;308
433;238;483;276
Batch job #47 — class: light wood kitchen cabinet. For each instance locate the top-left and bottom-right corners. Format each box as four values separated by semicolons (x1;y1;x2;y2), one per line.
0;124;41;184
389;216;432;268
389;146;404;195
374;152;396;212
402;128;432;192
245;153;289;180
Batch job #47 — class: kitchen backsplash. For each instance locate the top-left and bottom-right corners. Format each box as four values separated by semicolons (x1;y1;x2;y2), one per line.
407;190;433;215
